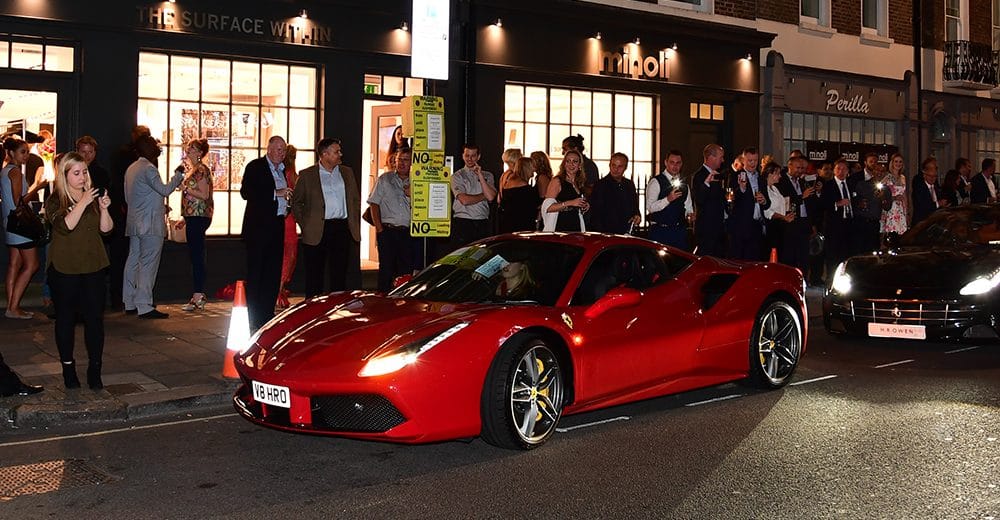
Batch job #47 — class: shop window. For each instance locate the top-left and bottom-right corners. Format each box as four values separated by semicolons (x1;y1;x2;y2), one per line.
0;37;74;72
0;42;7;68
658;0;712;13
689;103;724;121
362;74;425;97
504;83;656;222
800;0;831;27
137;51;320;236
782;111;897;163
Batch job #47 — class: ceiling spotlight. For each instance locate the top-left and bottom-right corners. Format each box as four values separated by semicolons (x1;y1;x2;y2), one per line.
595;32;602;40
494;18;503;28
672;42;678;50
298;9;308;19
400;21;409;32
633;36;641;45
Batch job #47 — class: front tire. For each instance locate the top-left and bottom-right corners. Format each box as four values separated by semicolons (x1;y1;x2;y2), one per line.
481;338;564;450
748;300;803;388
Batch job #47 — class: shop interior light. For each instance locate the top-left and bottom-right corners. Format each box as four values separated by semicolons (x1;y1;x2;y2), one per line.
400;21;409;32
298;9;308;19
493;18;503;28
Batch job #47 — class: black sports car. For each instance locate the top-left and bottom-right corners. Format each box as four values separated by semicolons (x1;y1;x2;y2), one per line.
824;204;1000;341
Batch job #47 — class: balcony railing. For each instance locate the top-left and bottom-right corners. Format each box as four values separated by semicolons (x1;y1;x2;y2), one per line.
943;40;998;90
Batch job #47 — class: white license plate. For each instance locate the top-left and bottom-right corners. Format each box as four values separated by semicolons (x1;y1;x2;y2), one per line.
868;322;927;340
252;380;291;408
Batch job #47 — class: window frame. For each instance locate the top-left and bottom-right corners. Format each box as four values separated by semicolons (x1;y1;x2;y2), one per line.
945;0;969;41
861;0;888;36
800;0;831;26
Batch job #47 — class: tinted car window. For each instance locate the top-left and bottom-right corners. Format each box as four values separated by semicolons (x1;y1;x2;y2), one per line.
571;246;688;306
903;206;1000;247
391;240;584;306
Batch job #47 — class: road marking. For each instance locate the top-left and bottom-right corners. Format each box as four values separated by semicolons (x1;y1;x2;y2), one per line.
556;416;629;433
944;346;981;354
874;359;915;369
0;413;237;449
685;394;744;407
789;374;838;386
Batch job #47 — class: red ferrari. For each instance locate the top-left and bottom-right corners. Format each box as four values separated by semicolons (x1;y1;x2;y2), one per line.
233;233;807;449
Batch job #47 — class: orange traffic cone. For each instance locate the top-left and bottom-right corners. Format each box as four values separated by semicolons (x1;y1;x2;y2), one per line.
223;280;249;379
769;248;778;263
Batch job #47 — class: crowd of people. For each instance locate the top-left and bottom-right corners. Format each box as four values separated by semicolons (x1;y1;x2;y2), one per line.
2;125;999;395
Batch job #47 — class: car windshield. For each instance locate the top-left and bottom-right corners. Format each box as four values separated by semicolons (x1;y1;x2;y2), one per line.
390;240;585;305
902;206;1000;248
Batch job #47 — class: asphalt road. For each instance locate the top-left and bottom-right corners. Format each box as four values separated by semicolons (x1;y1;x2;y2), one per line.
1;324;997;519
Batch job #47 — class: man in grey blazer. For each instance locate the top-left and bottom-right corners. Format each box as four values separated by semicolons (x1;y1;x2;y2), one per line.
123;135;184;319
291;137;361;297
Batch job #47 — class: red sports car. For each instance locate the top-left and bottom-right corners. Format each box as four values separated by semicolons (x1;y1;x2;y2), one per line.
233;233;807;449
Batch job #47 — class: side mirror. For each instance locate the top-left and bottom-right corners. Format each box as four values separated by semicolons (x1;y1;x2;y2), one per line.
584;287;641;320
393;274;414;288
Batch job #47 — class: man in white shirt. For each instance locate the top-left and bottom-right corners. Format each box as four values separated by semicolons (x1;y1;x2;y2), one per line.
971;158;999;204
647;150;693;249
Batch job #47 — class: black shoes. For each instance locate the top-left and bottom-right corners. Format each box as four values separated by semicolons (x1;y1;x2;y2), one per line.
0;381;44;397
138;309;169;319
87;364;103;390
63;362;81;389
124;308;137;315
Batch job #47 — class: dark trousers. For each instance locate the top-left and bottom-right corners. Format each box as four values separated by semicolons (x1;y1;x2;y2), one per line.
649;225;688;251
728;226;765;261
304;219;351;298
824;221;851;279
107;234;128;308
696;227;727;258
376;227;414;292
246;216;285;331
48;267;105;365
0;352;22;391
782;218;811;273
850;219;881;255
185;216;211;294
450;217;490;249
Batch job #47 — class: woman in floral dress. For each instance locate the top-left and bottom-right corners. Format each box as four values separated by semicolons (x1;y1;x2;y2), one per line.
880;153;908;237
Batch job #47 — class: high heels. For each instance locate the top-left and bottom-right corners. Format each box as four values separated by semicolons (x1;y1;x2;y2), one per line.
181;294;207;312
62;361;81;389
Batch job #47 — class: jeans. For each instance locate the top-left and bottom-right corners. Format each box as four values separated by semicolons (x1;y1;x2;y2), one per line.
48;267;105;365
184;216;211;293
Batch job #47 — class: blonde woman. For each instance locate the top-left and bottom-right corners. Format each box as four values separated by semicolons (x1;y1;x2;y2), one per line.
45;152;113;389
497;148;522;203
880;153;908;236
498;157;540;233
530;151;553;200
542;150;588;231
179;138;214;311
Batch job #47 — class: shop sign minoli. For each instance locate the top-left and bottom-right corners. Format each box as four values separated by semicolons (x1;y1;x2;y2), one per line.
137;5;333;47
596;47;671;81
825;88;870;114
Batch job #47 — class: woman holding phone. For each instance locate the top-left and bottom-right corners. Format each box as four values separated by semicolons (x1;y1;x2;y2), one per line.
45;152;113;389
179;138;214;311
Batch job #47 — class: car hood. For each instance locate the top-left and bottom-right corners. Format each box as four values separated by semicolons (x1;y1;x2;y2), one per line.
244;293;484;373
846;247;1000;294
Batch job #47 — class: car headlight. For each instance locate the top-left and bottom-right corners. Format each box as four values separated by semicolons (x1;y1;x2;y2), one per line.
959;269;1000;296
831;262;852;295
359;322;470;377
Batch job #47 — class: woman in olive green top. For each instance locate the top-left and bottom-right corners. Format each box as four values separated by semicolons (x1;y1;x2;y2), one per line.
45;152;113;389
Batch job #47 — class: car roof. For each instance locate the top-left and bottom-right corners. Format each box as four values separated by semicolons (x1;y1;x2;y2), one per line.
482;231;669;251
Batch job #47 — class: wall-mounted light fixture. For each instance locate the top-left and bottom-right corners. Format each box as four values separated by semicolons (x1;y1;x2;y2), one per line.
298;9;308;19
672;42;678;50
869;88;876;95
634;36;641;45
744;53;752;61
820;81;827;88
595;32;602;40
400;21;409;31
789;77;795;84
493;18;503;28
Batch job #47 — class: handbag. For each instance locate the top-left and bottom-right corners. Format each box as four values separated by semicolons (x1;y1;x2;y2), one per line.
166;216;187;243
5;200;49;244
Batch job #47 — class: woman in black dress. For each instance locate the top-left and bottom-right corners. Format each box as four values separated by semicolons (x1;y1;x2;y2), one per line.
499;157;540;233
542;150;589;231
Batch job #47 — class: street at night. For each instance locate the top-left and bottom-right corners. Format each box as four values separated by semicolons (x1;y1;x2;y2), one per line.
2;323;997;519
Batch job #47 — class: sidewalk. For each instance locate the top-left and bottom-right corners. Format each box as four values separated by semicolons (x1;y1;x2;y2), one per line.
0;298;253;432
1;285;828;432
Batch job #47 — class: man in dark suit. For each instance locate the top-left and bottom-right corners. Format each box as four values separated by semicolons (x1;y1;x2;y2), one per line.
693;143;728;257
241;136;289;331
782;156;821;276
822;159;855;276
848;152;891;254
291;137;361;298
589;152;641;234
971;159;999;204
726;147;770;260
911;156;948;228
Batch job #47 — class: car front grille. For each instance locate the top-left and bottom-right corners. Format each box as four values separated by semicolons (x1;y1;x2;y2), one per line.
832;299;981;326
310;394;406;433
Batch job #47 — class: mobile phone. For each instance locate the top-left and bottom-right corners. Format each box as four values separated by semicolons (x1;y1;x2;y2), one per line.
96;187;106;198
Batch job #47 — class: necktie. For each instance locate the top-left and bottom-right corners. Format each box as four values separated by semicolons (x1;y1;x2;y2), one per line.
928;182;938;207
840;181;851;218
794;179;807;218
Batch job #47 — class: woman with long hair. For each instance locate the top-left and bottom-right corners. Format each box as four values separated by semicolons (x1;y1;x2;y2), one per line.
2;136;46;319
277;144;300;310
498;157;540;233
179;138;214;311
385;125;409;170
530;151;553;200
542;150;588;231
45;152;113;389
761;163;793;262
497;148;522;203
880;153;908;236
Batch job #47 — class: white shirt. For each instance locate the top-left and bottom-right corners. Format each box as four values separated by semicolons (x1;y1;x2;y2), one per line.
763;185;787;220
319;163;347;219
268;159;288;216
926;180;939;207
646;171;693;215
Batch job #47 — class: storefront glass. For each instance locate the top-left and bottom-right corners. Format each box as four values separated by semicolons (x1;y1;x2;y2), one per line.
137;51;319;236
504;83;655;209
783;111;896;162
